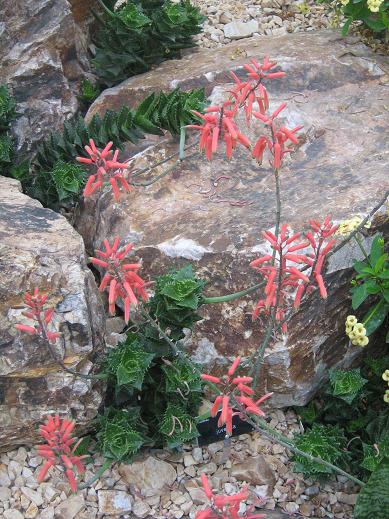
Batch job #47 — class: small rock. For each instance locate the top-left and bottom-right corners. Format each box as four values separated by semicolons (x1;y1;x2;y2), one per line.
118;456;176;497
336;492;358;505
40;507;55;519
231;456;276;488
55;495;85;519
192;447;203;463
8;460;23;480
184;479;208;505
98;490;133;514
25;502;39;518
224;20;259;39
219;12;233;24
285;502;300;513
0;486;11;501
21;487;43;506
184;454;196;467
132;499;151;518
28;457;42;468
0;465;11;486
4;509;24;519
300;502;314;516
305;485;320;497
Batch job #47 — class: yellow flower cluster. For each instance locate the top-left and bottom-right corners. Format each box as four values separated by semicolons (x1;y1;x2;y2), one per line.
367;0;383;11
340;0;349;5
336;216;371;237
345;315;369;346
383;370;389;403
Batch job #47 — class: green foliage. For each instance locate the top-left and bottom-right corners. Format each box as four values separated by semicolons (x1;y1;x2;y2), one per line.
0;85;17;131
160;403;199;448
103;334;154;390
95;407;148;461
292;424;347;478
147;264;205;340
97;265;205;452
328;368;368;404
27;88;204;208
295;356;389;483
354;459;389;519
135;88;205;136
351;234;389;337
316;0;389;35
78;79;101;111
92;0;205;87
0;85;17;177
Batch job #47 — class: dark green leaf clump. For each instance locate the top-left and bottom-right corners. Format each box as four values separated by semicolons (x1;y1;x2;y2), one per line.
95;407;148;461
329;368;368;404
78;79;101;112
97;265;205;451
0;85;17;177
92;0;205;87
27;88;204;208
294;356;389;484
354;459;389;519
292;424;347;478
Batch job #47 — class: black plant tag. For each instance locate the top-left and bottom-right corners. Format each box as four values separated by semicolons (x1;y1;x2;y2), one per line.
196;411;254;446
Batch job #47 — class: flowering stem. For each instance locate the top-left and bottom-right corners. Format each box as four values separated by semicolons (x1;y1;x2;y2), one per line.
249;311;276;389
353;233;370;262
131;142;197;179
201;283;264;304
233;401;365;487
77;459;112;490
130;151;199;187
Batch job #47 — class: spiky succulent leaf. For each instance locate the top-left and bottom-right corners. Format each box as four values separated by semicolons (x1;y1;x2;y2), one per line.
328;369;368;404
292;424;347;478
159;403;198;448
354;459;389;519
95;408;147;461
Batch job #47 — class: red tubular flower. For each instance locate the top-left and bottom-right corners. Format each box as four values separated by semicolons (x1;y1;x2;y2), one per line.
15;289;61;345
36;416;87;492
90;237;150;323
250;226;313;326
201;358;272;436
76;139;132;201
196;475;267;519
188;105;250;160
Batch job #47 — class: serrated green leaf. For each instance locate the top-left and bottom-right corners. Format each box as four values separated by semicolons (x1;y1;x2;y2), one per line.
354;459;389;519
329;369;368;404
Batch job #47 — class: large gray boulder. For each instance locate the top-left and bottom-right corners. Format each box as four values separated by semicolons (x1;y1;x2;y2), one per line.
0;176;105;451
0;0;95;154
78;30;389;406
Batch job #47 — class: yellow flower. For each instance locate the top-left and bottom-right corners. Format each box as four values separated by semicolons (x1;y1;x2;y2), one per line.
358;336;369;347
346;315;358;326
336;216;370;237
382;370;389;382
384;390;389;404
353;323;367;337
340;0;349;5
367;0;383;11
345;325;353;334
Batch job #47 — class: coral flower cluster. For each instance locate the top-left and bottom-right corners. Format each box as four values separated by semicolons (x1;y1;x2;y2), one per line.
345;315;369;347
37;416;87;492
196;474;266;519
90;237;149;322
250;216;337;330
201;357;273;435
188;56;301;164
15;288;60;344
76;139;132;200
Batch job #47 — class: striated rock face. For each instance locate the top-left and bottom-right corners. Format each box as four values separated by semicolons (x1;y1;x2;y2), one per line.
0;176;105;451
79;30;389;406
0;0;95;154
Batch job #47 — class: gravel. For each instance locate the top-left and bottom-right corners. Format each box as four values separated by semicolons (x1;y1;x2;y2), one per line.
191;0;337;48
0;409;358;519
